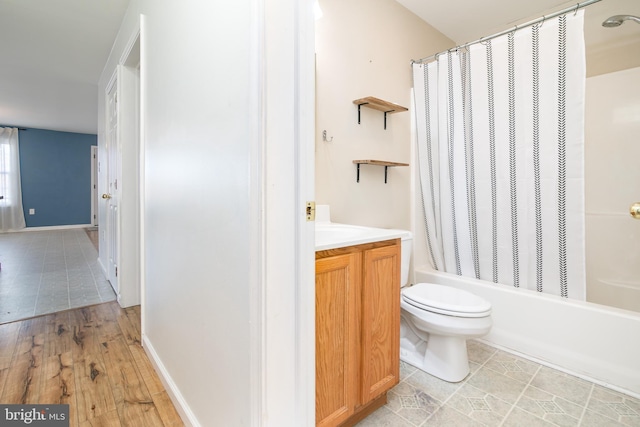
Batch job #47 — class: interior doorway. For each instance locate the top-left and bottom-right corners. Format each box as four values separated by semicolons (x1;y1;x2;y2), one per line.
99;28;142;309
105;76;119;295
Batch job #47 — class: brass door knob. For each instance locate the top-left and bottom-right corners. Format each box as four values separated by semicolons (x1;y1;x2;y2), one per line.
102;193;112;199
631;202;640;219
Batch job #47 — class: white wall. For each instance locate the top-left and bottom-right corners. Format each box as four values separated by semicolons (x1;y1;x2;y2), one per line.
585;66;640;312
98;0;315;425
315;0;453;230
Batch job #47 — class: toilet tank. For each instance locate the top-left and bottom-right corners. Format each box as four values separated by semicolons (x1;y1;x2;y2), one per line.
389;230;413;287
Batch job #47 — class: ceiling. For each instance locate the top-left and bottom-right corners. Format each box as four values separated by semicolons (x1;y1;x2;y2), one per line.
0;0;130;134
0;0;637;135
397;0;640;76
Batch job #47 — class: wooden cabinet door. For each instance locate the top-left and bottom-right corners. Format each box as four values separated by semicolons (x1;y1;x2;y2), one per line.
360;243;400;404
316;253;361;427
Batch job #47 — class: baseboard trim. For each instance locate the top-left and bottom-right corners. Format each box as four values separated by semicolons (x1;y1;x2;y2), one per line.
4;224;93;233
97;257;108;278
142;334;199;427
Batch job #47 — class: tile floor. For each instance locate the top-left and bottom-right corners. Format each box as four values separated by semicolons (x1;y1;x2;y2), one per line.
3;231;638;427
357;341;640;427
0;228;115;324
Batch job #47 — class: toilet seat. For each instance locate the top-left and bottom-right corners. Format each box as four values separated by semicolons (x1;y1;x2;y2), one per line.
402;283;491;318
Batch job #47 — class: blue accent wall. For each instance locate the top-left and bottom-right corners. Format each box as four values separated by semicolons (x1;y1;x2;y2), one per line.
18;128;97;227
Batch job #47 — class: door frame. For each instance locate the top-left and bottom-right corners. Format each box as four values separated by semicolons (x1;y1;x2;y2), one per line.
99;24;142;309
90;145;98;226
253;0;316;424
116;27;142;309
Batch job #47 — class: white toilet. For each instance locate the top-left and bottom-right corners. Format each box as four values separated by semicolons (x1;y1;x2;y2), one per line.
399;234;492;382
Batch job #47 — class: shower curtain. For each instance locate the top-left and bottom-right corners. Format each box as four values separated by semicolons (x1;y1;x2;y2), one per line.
413;11;586;299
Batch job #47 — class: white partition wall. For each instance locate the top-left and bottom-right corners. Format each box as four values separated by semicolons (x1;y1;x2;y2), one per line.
97;1;315;425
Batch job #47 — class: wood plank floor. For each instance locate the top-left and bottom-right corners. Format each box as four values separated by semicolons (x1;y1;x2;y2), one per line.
0;301;184;426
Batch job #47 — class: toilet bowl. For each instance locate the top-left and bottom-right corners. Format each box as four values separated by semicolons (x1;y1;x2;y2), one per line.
398;234;492;382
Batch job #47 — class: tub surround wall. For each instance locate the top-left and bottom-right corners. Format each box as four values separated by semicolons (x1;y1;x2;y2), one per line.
315;0;453;230
585;66;640;312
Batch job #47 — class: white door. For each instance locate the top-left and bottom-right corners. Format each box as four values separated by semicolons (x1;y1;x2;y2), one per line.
105;80;119;293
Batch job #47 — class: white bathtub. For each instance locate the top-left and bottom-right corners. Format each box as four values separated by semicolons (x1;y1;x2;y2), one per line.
414;267;640;398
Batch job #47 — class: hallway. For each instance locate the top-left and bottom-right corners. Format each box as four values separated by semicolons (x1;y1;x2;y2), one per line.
0;229;115;324
0;301;183;426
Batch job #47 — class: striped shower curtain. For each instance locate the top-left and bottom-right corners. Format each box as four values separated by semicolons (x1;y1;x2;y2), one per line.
412;11;586;299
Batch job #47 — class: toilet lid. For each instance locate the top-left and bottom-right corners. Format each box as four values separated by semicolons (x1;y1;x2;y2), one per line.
402;283;491;317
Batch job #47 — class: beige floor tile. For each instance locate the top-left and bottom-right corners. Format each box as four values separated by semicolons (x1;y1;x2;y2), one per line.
355;406;415;427
516;384;583;426
484;349;540;383
386;381;441;425
529;366;593;407
422;406;485;426
586;385;640;426
466;365;528;404
467;340;496;365
581;408;629;427
446;383;512;426
400;360;418;381
468;360;482;375
404;369;462;403
502;407;556;426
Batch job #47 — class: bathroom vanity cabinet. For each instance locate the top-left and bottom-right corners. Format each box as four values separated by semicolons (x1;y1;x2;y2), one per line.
315;239;400;427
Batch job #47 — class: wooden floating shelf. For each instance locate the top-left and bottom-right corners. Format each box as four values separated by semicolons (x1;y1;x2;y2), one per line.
352;160;409;167
353;97;408;129
353;160;409;183
352;97;408;113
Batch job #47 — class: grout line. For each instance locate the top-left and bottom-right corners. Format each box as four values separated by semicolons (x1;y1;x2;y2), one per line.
489;349;595;426
578;384;594;426
393;368;419;410
497;364;542;427
391;366;427;427
507;381;592;426
79;228;104;301
416;343;498;427
31;232;46;317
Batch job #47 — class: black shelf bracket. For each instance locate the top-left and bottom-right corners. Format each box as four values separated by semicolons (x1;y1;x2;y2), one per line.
354;162;392;184
383;111;392;129
353;97;407;130
356;102;369;125
356;102;395;129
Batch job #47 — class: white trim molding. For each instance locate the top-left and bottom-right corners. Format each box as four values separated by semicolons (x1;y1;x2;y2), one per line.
142;335;197;426
4;224;94;233
256;0;316;425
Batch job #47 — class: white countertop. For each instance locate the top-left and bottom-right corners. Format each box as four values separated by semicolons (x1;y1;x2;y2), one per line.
315;221;411;251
